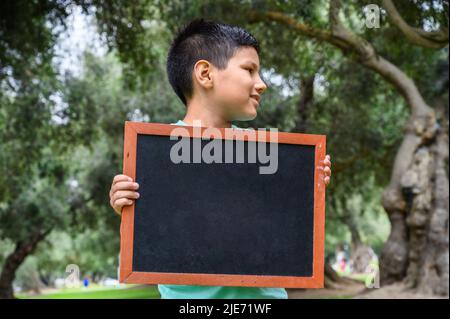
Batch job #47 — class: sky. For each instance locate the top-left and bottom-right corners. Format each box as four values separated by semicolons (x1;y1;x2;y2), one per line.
53;6;107;77
50;6;107;124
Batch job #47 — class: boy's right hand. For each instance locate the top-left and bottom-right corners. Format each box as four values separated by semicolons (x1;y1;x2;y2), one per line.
109;174;140;216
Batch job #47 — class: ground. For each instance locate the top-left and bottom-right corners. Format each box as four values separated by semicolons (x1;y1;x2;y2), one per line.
353;283;447;299
289;282;445;299
17;282;445;299
287;282;365;299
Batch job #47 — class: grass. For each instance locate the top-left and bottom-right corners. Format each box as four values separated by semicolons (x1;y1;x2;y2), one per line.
18;284;161;299
345;273;371;283
19;284;362;299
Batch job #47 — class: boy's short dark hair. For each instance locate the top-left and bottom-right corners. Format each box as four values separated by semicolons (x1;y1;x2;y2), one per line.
166;19;260;105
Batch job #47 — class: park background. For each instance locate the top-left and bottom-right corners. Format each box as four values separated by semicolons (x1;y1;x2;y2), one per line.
0;0;448;299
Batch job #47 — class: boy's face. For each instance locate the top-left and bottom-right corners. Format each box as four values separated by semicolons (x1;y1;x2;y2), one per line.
210;47;267;121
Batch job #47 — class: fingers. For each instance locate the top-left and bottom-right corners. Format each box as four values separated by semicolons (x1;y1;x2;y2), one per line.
110;181;139;196
112;198;134;215
110;190;140;215
322;154;331;186
111;190;140;203
113;174;133;184
322;155;331;175
110;173;138;196
322;154;331;167
318;155;331;173
110;174;140;215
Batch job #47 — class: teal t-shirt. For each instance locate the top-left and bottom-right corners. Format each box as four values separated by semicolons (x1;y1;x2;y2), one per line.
157;120;288;299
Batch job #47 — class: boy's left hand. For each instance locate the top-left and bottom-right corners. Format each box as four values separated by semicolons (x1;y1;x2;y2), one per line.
322;154;332;187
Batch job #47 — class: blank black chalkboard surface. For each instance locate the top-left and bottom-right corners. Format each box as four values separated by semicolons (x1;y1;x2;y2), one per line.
119;121;326;288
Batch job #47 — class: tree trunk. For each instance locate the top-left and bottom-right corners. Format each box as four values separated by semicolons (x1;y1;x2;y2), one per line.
380;100;449;296
417;103;449;295
294;74;315;133
0;228;51;299
246;1;449;296
344;210;375;274
292;73;353;289
344;209;363;250
329;2;449;295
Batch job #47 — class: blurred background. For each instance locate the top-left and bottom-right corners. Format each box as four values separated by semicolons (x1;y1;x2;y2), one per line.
0;0;448;299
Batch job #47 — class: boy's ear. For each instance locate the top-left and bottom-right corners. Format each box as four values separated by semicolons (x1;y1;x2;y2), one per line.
193;60;214;89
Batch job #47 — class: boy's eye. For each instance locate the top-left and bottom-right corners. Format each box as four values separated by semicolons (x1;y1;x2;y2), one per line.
245;67;254;74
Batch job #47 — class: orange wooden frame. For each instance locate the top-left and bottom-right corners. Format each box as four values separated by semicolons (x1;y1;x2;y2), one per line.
119;121;326;288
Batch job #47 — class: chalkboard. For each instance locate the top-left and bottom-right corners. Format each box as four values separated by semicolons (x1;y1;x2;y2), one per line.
119;122;326;288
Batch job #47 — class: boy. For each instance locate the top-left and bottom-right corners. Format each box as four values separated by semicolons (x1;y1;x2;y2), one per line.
109;19;332;299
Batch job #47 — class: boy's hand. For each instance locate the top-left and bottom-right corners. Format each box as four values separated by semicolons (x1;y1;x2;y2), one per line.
322;154;332;187
109;174;140;216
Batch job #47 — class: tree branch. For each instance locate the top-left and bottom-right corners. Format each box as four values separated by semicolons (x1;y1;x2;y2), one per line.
382;0;449;49
246;10;351;51
246;1;433;117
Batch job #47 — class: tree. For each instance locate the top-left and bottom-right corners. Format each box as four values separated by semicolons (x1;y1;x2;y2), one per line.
1;0;447;298
240;0;449;295
0;1;99;298
137;0;448;295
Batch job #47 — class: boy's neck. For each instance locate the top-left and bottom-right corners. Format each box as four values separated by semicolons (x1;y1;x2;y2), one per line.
183;101;232;128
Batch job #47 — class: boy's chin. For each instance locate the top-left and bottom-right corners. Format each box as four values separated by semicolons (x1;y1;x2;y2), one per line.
234;110;257;121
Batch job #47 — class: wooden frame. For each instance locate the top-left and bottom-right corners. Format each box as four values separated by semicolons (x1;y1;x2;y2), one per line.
119;121;326;288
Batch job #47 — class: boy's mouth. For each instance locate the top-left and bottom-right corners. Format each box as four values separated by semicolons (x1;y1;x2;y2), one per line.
250;94;260;105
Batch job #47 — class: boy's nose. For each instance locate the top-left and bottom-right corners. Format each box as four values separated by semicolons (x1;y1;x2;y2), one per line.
255;78;267;94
